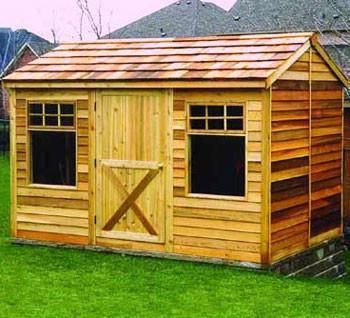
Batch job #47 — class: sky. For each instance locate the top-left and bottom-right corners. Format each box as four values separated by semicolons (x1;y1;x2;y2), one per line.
1;0;237;42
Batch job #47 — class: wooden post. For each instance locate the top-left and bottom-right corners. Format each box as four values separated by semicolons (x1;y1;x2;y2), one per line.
9;88;17;237
261;88;271;264
88;89;96;245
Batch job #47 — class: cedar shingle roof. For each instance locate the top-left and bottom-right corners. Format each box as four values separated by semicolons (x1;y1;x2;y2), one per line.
5;32;316;84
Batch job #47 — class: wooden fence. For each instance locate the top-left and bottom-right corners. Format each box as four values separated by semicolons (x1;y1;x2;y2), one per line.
0;119;9;154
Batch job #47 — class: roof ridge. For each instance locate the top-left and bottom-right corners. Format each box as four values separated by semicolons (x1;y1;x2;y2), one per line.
191;0;201;36
59;32;315;46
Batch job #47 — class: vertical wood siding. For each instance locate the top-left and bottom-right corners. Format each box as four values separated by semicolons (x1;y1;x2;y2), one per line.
172;89;264;263
14;90;90;245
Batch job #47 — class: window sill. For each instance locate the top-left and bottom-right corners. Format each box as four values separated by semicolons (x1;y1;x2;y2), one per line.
27;184;78;191
187;193;247;202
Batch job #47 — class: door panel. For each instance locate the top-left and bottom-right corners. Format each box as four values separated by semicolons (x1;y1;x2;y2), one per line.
96;90;171;244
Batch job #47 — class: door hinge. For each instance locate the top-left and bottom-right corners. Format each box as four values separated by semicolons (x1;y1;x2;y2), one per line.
94;158;97;168
94;101;97;112
94;215;97;224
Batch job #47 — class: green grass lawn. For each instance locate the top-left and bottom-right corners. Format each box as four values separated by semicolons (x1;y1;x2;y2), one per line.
1;155;350;318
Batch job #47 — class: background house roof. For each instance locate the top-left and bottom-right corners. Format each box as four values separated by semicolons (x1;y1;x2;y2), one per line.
229;0;350;33
228;0;350;88
0;28;54;76
104;0;233;39
5;33;331;87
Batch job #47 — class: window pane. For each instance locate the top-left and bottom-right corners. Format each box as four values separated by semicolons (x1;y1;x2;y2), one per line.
61;116;74;127
227;119;243;130
227;105;243;116
31;131;76;186
29;115;43;126
208;119;224;130
61;104;74;115
190;119;205;130
45;116;59;126
190;135;245;196
45;104;58;114
29;103;42;114
208;106;224;117
190;106;205;117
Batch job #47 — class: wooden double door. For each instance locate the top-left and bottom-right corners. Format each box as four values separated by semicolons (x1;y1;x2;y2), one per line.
95;89;171;244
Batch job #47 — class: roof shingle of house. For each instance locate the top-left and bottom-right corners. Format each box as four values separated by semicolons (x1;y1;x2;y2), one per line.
0;28;54;75
104;0;233;39
229;0;350;33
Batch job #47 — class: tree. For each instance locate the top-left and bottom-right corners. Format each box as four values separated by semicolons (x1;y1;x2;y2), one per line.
76;0;103;39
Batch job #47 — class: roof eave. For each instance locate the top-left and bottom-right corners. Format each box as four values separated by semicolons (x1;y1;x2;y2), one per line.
265;40;312;88
3;79;267;89
310;35;349;87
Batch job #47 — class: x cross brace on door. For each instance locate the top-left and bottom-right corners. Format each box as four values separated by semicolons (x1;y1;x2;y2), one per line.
101;160;162;235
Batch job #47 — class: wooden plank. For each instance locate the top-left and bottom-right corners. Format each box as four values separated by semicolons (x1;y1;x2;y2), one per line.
17;196;89;210
310;227;341;246
173;244;260;263
271;166;308;182
174;235;260;253
96;236;166;252
17;187;89;200
17;222;88;236
174;226;260;243
174;197;261;212
101;159;163;170
17;230;88;245
174;207;261;223
17;205;87;218
174;217;261;233
17;213;88;228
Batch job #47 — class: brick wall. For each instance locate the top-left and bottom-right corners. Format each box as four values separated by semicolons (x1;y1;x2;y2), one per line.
0;47;38;118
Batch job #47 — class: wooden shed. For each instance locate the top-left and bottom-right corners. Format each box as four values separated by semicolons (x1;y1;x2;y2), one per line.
4;32;349;277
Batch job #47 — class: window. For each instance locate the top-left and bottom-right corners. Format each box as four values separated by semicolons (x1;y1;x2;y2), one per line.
28;102;76;186
189;104;244;133
188;103;246;197
29;103;75;128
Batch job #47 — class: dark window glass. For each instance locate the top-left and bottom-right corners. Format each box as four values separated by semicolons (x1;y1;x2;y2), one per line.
30;116;43;126
227;119;243;130
208;119;224;130
208;106;224;117
190;135;245;196
29;104;43;114
190;119;206;130
190;106;205;117
31;131;76;186
61;104;74;115
227;106;243;116
45;116;59;126
61;117;74;127
45;104;58;114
